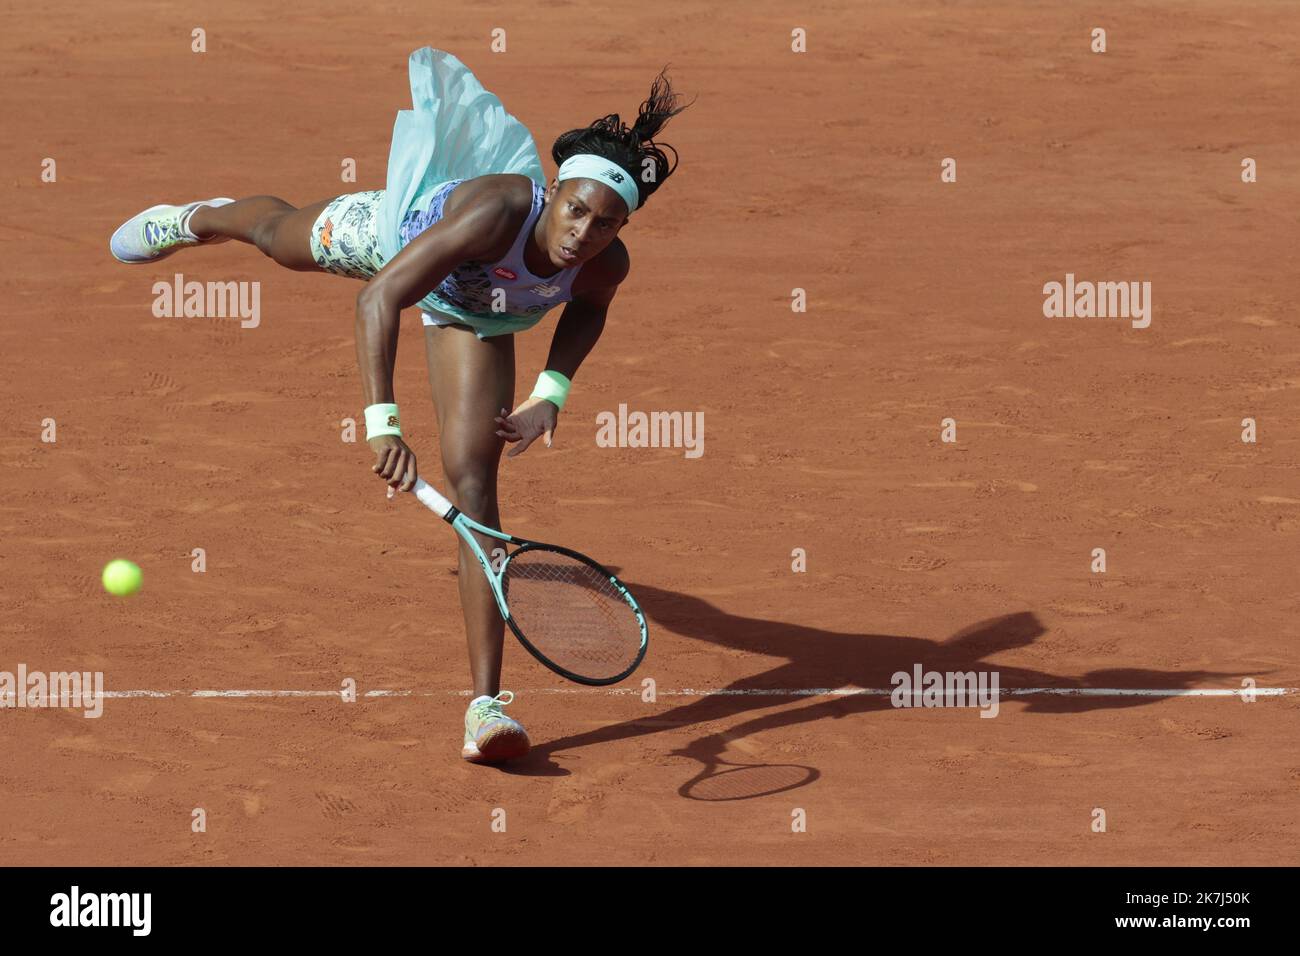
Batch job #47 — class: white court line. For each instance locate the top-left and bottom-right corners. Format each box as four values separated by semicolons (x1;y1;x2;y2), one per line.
8;686;1291;700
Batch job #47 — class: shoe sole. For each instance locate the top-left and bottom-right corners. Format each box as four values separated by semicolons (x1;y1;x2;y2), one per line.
462;726;531;764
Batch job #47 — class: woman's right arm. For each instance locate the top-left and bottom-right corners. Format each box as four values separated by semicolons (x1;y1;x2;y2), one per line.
355;188;521;492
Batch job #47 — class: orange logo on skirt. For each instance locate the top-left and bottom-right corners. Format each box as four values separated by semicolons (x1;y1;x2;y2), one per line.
320;218;334;250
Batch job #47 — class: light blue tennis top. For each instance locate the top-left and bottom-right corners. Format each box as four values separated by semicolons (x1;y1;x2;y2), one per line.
376;47;580;338
399;179;581;336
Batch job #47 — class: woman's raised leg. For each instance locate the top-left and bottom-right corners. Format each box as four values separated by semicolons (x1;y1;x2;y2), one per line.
189;196;333;271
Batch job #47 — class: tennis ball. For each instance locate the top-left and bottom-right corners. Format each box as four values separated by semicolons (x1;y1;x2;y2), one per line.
102;559;142;597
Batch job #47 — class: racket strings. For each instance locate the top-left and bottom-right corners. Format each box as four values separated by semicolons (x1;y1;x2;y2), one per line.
502;549;644;679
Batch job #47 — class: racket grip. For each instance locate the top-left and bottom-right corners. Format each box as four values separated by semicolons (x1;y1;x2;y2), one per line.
412;478;455;519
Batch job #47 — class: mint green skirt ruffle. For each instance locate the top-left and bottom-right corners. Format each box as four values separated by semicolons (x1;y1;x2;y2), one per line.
375;48;545;263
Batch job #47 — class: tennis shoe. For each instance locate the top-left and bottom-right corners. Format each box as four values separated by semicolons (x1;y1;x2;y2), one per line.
110;197;235;263
462;690;531;763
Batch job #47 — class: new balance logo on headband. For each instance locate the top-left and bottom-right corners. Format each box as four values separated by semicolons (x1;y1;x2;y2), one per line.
603;168;625;183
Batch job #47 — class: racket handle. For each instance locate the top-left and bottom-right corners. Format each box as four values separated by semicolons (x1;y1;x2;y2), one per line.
412;478;456;519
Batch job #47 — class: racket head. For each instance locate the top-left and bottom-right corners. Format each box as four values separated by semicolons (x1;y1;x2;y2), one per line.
499;542;648;686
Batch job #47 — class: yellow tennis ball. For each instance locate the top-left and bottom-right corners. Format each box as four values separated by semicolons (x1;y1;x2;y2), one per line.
102;559;142;597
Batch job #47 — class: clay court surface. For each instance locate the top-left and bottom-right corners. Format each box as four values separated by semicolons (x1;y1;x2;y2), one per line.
2;0;1298;865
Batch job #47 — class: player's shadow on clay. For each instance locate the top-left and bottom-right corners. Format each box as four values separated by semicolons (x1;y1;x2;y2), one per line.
517;583;1240;795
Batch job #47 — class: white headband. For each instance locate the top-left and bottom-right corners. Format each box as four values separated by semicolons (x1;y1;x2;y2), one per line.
556;154;640;214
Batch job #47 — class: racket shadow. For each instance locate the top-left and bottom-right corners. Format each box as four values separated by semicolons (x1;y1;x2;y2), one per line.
534;582;1240;795
676;755;821;802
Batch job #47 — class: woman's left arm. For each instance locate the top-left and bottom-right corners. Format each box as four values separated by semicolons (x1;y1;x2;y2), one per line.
495;287;617;457
495;250;629;457
543;286;615;379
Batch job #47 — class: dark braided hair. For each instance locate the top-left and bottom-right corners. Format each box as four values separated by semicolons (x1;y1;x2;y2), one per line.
551;67;693;210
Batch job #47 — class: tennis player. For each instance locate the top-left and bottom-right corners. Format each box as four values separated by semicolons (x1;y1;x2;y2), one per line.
110;47;689;764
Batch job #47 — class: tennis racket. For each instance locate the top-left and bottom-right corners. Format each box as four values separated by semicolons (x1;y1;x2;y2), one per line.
410;478;648;685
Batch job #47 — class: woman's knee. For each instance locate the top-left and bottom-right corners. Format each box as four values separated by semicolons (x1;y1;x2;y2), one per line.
270;198;334;271
247;215;281;255
446;471;497;520
442;446;501;516
441;425;505;511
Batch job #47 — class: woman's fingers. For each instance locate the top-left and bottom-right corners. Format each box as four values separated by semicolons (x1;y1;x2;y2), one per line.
494;408;525;441
494;403;560;456
379;446;410;487
384;449;404;484
495;421;522;439
397;453;418;492
497;404;559;455
368;437;416;490
506;431;539;458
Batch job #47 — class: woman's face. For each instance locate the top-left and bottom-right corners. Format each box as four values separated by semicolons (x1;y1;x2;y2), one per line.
543;178;629;268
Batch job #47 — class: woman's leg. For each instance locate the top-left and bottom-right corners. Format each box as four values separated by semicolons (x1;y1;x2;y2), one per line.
423;323;516;698
189;197;333;272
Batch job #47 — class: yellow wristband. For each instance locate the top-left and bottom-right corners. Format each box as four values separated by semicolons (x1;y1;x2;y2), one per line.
529;370;571;411
364;403;402;439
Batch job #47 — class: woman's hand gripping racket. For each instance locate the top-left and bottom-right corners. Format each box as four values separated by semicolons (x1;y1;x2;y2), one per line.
409;478;649;685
